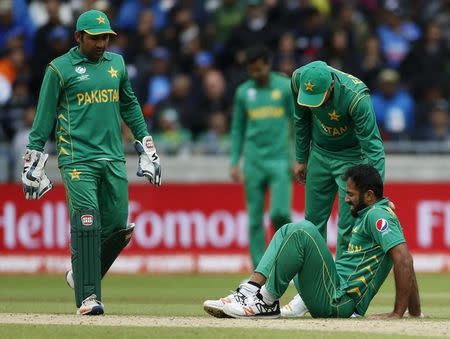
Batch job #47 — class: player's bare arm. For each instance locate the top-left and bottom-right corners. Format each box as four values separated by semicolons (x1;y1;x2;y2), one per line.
372;243;420;319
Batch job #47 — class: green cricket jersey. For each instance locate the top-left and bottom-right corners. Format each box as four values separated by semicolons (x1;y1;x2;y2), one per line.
336;198;406;315
28;47;148;167
291;66;385;179
230;72;294;165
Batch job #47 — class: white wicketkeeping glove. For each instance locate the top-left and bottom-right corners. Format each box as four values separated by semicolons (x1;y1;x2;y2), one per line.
21;149;53;200
134;136;162;186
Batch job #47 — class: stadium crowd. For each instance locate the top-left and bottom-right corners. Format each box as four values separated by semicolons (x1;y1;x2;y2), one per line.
1;0;450;181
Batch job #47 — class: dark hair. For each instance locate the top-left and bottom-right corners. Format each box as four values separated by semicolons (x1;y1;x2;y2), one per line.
343;164;383;199
245;45;270;65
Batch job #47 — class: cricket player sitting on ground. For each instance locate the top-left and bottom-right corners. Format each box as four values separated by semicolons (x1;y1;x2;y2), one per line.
21;10;161;315
282;60;386;317
204;165;422;319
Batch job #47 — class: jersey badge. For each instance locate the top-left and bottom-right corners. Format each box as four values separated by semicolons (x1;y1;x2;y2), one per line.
108;66;118;78
328;110;340;121
70;168;81;180
271;89;281;100
376;218;389;232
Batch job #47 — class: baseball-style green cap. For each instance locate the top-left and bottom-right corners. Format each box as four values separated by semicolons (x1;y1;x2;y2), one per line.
76;9;116;35
297;61;332;107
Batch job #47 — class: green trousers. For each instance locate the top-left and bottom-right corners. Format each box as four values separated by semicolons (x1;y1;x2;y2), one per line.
61;160;128;307
305;148;367;258
255;221;355;318
243;158;292;268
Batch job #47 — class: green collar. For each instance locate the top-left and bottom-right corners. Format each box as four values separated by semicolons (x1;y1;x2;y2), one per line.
357;197;389;217
69;46;112;65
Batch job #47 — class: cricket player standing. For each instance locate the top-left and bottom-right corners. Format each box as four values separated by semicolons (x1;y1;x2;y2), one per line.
282;61;386;316
21;10;161;315
230;45;295;269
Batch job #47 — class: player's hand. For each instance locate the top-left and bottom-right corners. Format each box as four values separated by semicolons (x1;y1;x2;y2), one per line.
21;149;53;200
230;166;243;182
293;162;307;184
134;136;162;186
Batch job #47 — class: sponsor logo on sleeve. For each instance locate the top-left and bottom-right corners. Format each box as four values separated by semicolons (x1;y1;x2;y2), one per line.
376;218;389;232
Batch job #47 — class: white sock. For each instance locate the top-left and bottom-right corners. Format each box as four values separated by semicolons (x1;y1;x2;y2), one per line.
260;285;276;305
240;282;259;294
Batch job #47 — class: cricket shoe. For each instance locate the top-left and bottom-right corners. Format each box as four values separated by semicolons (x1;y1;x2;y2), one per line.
203;283;257;318
222;291;280;319
77;294;104;315
280;293;309;318
65;269;74;289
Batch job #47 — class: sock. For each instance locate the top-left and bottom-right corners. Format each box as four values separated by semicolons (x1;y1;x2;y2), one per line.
240;282;259;294
260;285;276;305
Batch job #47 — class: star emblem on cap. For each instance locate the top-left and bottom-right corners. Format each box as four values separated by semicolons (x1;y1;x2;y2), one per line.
305;81;315;92
108;66;118;78
70;168;81;180
96;15;106;24
328;110;340;121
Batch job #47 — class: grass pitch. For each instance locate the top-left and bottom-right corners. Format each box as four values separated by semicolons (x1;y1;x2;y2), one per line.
0;273;449;338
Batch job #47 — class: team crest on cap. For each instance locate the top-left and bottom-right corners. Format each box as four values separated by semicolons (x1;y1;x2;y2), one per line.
376;218;389;232
96;15;106;24
305;81;315;92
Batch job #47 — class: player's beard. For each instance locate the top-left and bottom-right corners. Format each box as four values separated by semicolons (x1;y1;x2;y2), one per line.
350;197;368;217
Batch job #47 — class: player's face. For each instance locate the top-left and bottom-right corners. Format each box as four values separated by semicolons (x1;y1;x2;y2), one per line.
345;178;367;217
76;32;110;61
247;59;270;84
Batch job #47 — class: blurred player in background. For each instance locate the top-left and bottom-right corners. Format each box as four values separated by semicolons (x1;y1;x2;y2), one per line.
204;165;422;320
283;60;386;316
21;10;161;315
229;45;295;269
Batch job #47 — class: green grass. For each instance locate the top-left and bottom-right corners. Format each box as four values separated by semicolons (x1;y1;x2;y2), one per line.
0;273;449;338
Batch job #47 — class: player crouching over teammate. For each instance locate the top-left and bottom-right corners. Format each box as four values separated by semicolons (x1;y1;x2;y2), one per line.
21;10;161;315
204;165;422;319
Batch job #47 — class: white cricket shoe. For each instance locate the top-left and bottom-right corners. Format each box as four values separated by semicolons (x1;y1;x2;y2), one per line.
223;291;280;319
77;294;104;315
280;294;309;317
203;283;257;318
65;269;74;289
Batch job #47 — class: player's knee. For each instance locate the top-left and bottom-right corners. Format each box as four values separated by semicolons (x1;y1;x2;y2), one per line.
71;208;100;232
270;213;291;230
279;220;317;236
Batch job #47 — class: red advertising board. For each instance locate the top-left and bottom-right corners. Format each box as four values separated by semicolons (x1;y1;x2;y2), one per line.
0;183;449;272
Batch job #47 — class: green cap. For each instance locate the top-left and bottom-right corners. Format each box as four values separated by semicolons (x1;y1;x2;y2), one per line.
297;61;332;107
76;9;116;35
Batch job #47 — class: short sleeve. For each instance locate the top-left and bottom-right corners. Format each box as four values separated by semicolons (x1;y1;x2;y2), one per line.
366;208;406;253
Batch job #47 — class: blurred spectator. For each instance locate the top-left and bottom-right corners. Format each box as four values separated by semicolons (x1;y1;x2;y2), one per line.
144;46;172;106
273;32;301;75
222;0;282;68
153;73;194;132
195;111;230;155
360;35;386;91
209;0;244;53
152;107;193;156
0;0;36;56
31;0;72;92
417;100;450;142
372;68;415;140
421;0;450;48
0;46;29;92
29;0;73;27
194;68;231;136
401;20;450;98
414;82;448;130
376;1;421;68
115;0;171;32
330;2;370;53
290;6;328;64
319;27;362;76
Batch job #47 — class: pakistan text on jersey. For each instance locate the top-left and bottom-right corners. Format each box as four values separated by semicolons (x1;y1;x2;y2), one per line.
76;89;120;105
248;106;284;119
320;123;348;136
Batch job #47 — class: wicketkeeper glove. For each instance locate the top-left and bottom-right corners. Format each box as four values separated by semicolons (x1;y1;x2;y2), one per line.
21;149;53;200
134;136;162;186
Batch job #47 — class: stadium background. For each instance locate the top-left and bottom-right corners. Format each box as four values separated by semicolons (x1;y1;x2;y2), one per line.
1;0;450;274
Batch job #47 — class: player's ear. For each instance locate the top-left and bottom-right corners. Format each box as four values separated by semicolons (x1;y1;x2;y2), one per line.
74;31;82;44
364;190;376;204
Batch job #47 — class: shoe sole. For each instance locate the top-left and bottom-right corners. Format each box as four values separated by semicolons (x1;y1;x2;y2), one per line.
203;305;232;318
78;305;104;316
224;312;281;319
